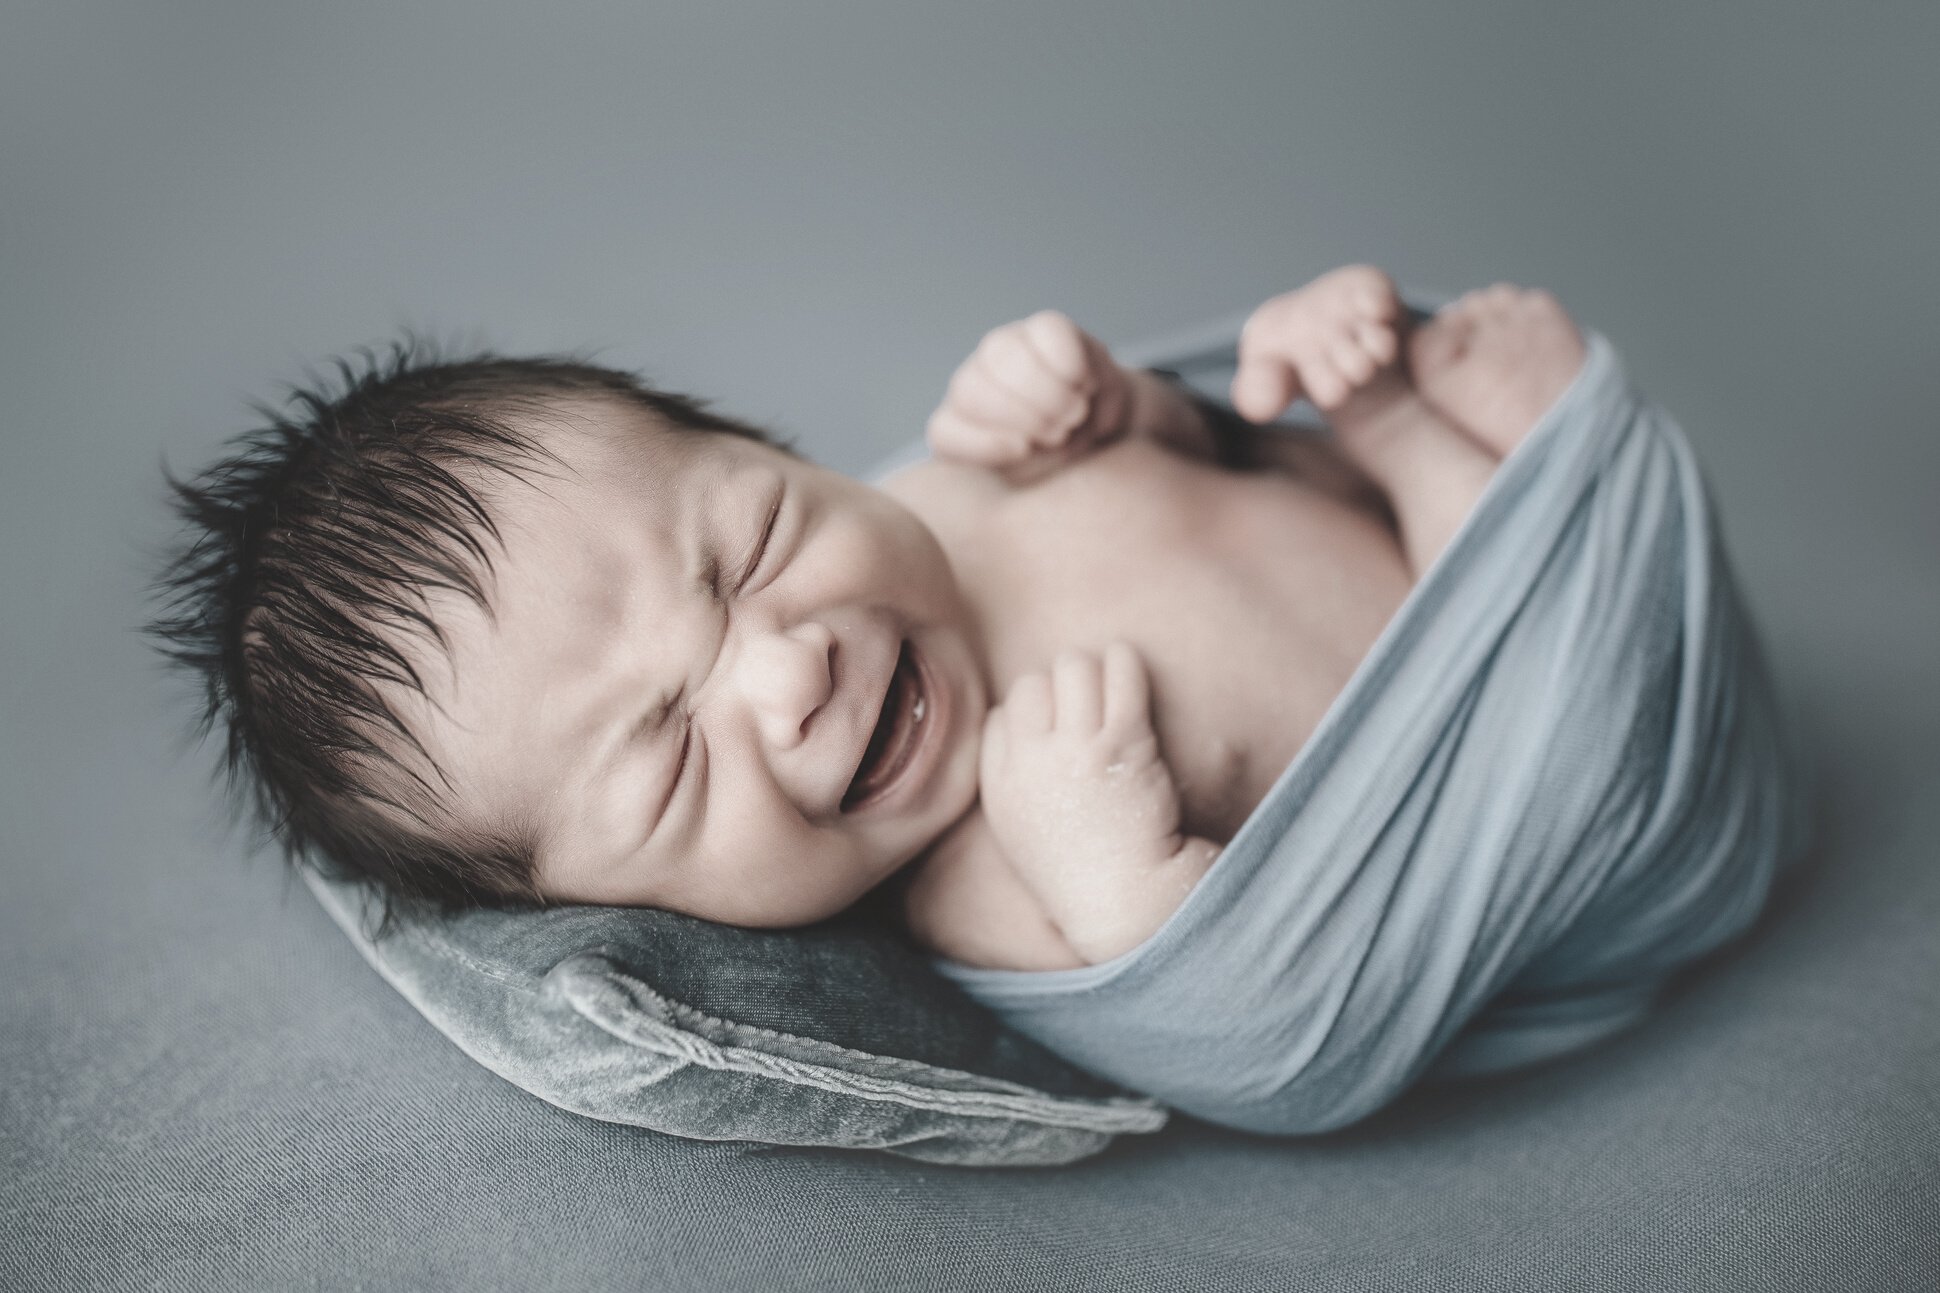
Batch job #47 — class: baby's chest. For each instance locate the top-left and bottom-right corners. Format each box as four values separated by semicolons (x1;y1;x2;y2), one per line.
955;441;1413;841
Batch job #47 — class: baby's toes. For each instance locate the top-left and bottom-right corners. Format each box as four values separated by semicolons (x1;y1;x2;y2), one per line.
1460;283;1521;321
1515;288;1582;346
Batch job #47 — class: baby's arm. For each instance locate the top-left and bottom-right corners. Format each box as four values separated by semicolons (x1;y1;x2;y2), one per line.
1231;266;1500;575
927;312;1216;483
899;811;1088;971
977;642;1220;965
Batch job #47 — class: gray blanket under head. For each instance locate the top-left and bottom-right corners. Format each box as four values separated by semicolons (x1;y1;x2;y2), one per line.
935;334;1806;1135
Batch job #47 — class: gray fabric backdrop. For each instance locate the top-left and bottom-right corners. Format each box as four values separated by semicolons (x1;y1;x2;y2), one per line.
5;2;1937;1289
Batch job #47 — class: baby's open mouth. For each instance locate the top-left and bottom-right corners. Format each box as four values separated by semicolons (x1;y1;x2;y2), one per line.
841;641;929;812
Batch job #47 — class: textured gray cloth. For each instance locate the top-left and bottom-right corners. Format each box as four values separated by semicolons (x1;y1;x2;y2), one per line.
302;871;1164;1166
939;334;1804;1132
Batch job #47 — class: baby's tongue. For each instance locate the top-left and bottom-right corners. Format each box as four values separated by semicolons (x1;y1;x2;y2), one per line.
843;645;918;809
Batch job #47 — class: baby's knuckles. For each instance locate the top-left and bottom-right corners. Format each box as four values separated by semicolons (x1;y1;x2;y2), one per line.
982;727;1172;841
1301;264;1399;318
1242;264;1398;346
978;313;1084;399
1015;310;1092;387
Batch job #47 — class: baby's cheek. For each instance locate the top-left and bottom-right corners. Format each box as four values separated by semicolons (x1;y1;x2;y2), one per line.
809;513;913;604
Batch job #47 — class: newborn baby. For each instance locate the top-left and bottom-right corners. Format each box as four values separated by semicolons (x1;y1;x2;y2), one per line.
157;266;1586;973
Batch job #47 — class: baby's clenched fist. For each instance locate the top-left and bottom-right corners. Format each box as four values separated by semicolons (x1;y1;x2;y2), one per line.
1232;264;1405;417
927;311;1133;477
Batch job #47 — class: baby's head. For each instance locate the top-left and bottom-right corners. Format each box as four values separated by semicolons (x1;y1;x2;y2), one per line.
154;345;986;927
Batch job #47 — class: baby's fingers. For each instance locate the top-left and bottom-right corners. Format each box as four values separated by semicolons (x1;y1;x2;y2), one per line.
950;350;1062;430
1015;310;1093;393
1299;352;1351;410
1101;640;1152;734
979;314;1090;429
1355;318;1398;365
1001;670;1054;735
1051;649;1104;733
1330;334;1377;386
925;405;1030;467
1231;352;1302;424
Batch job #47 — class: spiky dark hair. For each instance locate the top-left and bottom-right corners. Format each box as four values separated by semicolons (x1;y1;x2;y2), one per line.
148;339;785;918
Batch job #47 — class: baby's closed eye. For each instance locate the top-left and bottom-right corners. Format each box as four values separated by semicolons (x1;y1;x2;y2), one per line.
736;489;785;593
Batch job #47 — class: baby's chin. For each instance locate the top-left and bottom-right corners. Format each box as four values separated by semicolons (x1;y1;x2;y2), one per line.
710;873;895;929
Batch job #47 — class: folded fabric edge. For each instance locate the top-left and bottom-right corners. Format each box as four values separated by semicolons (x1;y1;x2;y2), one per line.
554;954;1169;1136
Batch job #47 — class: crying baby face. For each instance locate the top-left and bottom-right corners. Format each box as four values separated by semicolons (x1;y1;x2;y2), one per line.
384;401;988;926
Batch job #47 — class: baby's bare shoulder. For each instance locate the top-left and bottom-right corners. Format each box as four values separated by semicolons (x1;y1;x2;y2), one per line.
878;453;999;512
900;811;1086;972
877;454;1006;542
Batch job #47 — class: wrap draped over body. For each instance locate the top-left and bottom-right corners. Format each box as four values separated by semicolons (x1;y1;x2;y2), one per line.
934;334;1805;1135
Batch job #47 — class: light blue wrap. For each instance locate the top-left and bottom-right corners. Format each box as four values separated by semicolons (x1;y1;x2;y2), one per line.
934;334;1806;1135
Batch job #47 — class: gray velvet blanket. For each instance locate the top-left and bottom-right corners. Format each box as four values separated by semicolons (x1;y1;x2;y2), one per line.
936;333;1806;1134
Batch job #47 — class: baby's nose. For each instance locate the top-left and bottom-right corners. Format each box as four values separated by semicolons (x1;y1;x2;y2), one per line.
736;621;836;749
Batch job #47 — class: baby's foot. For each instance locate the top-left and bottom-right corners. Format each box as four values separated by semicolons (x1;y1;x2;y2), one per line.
1232;265;1405;418
1407;284;1586;458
